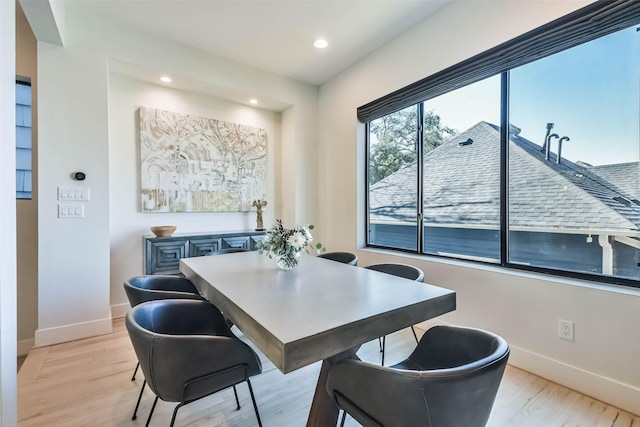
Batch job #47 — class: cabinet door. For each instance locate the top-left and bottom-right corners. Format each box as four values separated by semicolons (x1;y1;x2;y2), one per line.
189;237;222;257
221;235;251;249
250;235;266;250
146;238;188;275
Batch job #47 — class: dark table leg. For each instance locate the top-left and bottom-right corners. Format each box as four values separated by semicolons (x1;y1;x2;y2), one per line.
306;346;360;427
306;359;339;427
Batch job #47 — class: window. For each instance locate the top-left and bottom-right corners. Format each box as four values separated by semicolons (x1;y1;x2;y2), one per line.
364;2;640;287
368;105;418;250
16;80;32;200
421;76;501;261
508;26;640;280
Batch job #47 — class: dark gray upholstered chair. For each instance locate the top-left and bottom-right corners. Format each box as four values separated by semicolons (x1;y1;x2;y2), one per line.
327;325;510;427
123;275;206;420
207;247;248;255
124;275;205;307
317;251;358;266
363;263;425;365
126;300;263;427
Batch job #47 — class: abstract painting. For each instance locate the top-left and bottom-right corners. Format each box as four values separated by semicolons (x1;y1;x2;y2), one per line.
139;107;267;212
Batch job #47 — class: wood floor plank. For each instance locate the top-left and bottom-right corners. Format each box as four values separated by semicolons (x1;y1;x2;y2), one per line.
17;346;48;385
18;319;636;427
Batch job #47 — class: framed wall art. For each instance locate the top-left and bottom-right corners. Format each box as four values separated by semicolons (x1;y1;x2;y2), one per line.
139;106;267;213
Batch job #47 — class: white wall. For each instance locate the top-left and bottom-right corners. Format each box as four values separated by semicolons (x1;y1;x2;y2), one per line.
36;43;112;346
318;0;640;416
33;3;318;346
0;0;17;423
108;74;281;314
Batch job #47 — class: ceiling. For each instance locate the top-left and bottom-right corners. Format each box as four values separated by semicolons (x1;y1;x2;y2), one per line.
68;0;447;86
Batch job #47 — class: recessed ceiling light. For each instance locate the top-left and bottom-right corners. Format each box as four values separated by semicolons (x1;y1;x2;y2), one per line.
313;39;328;49
160;76;172;83
249;99;258;105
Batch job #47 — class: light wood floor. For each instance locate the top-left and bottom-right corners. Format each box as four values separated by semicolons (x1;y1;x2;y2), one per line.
18;318;640;427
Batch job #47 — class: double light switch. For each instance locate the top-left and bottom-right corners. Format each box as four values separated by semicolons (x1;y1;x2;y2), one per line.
58;186;90;218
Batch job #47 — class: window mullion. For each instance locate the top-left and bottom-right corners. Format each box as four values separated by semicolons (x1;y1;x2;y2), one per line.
500;72;509;266
417;103;425;254
364;121;371;246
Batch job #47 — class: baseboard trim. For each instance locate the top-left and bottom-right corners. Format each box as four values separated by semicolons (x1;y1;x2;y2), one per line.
17;338;34;357
509;345;640;416
415;319;640;416
111;302;130;319
34;317;113;347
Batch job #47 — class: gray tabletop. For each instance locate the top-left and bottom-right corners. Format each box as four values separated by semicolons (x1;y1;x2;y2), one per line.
181;252;456;373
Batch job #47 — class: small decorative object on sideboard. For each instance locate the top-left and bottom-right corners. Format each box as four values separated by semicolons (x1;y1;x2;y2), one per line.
252;199;268;231
150;225;177;237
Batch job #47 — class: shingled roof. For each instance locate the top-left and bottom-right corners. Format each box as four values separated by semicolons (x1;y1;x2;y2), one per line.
588;162;639;200
370;121;640;236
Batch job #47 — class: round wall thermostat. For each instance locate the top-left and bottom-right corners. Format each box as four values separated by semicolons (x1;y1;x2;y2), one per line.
74;171;86;181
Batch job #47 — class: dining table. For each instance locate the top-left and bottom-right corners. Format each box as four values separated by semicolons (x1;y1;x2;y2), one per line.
180;251;456;427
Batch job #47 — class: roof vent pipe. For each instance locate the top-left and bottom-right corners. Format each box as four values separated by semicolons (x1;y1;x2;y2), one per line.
557;136;570;165
541;123;554;153
546;133;559;161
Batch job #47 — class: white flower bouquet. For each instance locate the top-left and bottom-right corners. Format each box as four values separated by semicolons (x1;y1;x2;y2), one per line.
257;219;325;269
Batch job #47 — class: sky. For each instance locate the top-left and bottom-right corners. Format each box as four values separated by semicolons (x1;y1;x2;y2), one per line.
423;25;640;166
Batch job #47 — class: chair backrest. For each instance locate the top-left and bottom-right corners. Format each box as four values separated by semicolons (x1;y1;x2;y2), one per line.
317;251;358;266
364;263;424;282
207;248;248;255
123;275;203;307
326;325;509;427
125;300;261;403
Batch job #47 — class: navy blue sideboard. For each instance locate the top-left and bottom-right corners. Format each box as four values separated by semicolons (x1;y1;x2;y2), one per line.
143;230;266;275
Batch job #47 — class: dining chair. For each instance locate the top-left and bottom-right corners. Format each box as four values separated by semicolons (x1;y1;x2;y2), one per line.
123;275;206;420
364;263;424;365
317;251;358;266
327;325;510;427
126;299;263;427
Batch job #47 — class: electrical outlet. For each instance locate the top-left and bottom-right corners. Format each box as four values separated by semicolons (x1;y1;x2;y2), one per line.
558;319;574;341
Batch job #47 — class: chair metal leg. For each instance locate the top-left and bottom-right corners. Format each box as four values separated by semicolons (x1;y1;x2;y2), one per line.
411;326;419;344
170;402;185;427
246;378;263;427
131;361;139;381
340;410;347;427
145;396;158;427
233;384;241;410
132;379;146;420
381;335;386;366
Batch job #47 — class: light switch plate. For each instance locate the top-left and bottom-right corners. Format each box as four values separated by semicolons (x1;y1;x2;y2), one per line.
58;186;90;201
58;203;84;218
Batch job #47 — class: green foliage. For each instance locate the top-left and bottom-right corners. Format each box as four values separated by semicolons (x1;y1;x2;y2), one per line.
423;110;457;152
256;220;326;268
368;108;456;184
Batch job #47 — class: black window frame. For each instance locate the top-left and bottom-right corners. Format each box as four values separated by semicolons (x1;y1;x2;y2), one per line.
363;0;640;289
16;78;33;200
